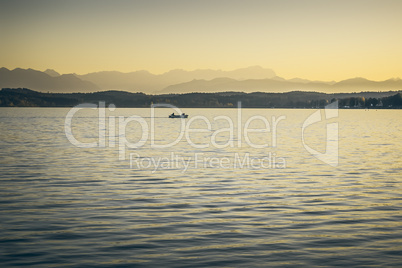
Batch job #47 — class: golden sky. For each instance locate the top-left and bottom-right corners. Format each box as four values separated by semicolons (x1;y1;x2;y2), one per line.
1;0;401;81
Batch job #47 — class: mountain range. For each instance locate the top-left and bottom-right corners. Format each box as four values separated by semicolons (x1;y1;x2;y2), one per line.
0;67;99;92
1;66;401;94
162;77;402;94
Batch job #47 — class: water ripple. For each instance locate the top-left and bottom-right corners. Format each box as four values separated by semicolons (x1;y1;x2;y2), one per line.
0;108;401;267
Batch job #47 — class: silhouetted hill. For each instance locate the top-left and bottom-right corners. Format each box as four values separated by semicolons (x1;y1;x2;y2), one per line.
0;68;100;92
162;77;402;94
332;77;402;91
78;70;162;92
2;67;402;94
162;78;332;93
77;66;277;92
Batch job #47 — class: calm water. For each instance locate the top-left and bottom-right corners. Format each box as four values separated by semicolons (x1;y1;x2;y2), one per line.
0;107;401;267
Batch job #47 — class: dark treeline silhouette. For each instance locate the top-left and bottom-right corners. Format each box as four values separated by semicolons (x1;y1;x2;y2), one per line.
1;88;401;108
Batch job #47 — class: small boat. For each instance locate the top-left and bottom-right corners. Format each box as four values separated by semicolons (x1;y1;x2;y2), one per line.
169;114;188;118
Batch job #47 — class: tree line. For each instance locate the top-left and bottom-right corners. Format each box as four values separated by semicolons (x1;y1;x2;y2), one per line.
1;88;401;108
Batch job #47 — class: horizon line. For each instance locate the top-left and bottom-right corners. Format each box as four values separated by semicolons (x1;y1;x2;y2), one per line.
1;66;401;83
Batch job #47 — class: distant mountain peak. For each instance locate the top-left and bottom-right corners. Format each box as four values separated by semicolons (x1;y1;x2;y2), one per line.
2;67;401;94
44;69;61;77
242;65;264;70
289;77;311;84
271;76;286;81
387;77;401;81
346;77;370;82
0;67;99;92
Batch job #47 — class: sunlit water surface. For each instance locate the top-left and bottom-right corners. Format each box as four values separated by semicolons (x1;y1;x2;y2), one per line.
0;107;401;267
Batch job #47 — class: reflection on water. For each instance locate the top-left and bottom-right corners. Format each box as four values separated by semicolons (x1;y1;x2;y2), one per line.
0;108;401;267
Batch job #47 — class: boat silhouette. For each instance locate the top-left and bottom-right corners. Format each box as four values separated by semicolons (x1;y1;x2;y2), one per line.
169;113;188;118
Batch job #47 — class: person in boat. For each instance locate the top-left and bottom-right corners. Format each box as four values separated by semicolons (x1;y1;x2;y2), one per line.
182;113;185;116
171;113;175;116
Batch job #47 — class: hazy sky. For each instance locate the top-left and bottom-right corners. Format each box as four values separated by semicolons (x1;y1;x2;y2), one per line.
1;0;401;80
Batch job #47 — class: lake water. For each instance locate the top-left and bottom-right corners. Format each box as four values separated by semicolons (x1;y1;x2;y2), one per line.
0;107;401;267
